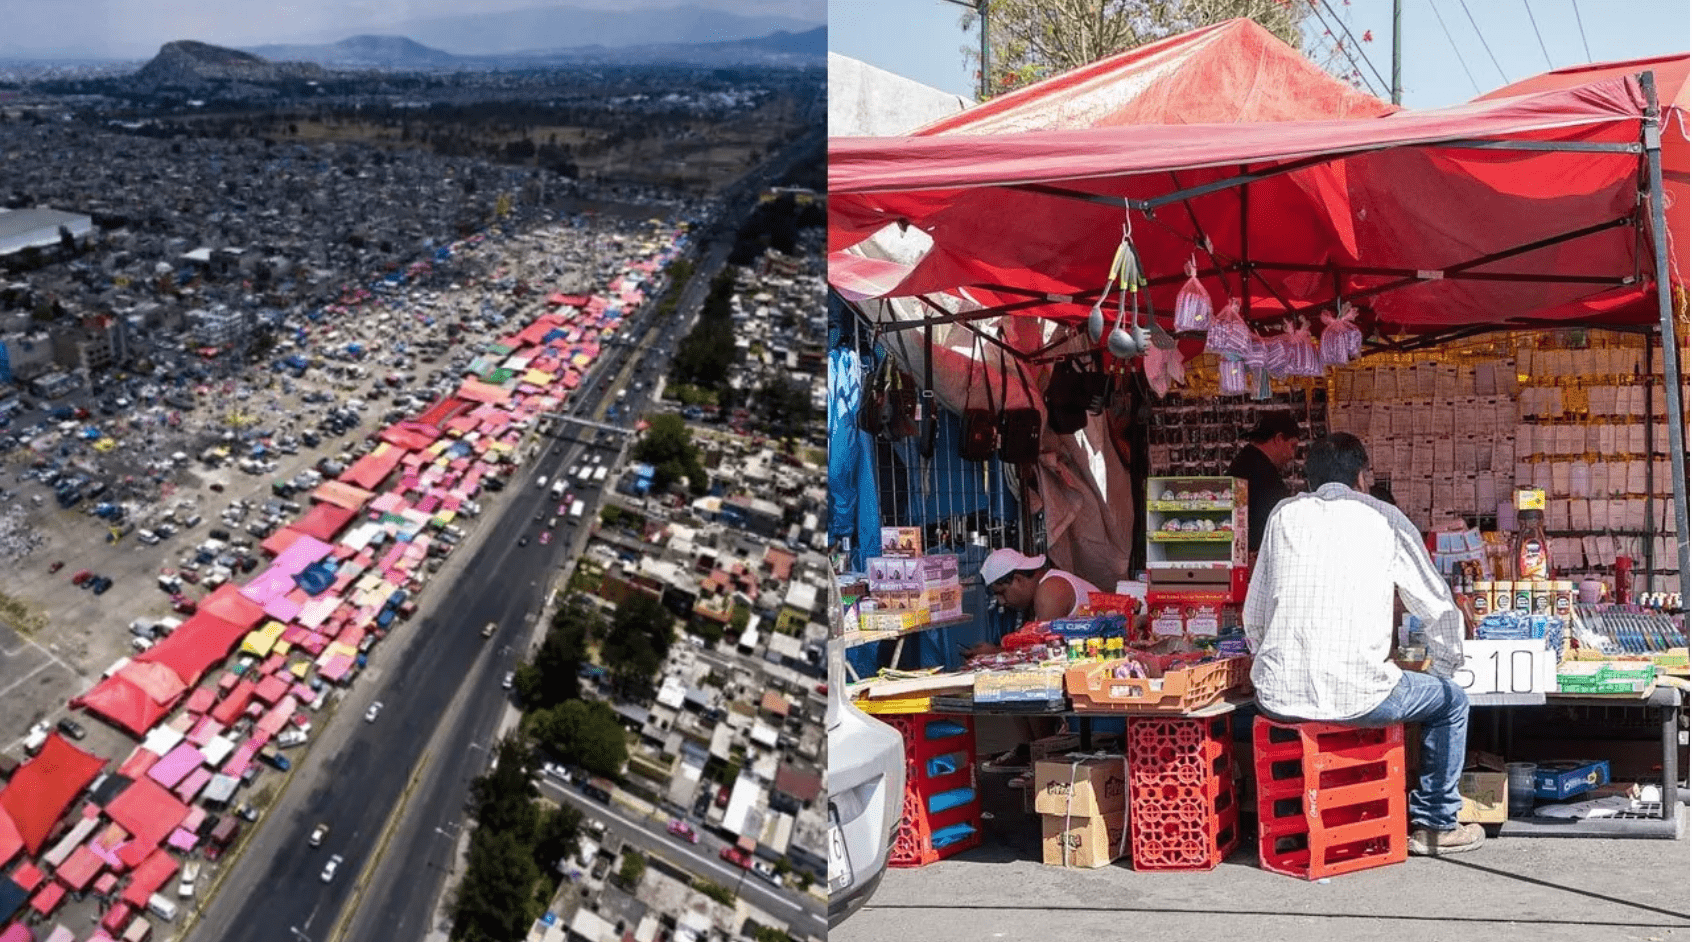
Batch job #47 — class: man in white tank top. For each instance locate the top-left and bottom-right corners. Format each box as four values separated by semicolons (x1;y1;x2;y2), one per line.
981;548;1101;623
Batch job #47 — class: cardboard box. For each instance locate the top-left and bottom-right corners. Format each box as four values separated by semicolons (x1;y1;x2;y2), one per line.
919;554;959;585
1457;771;1508;823
1533;759;1611;800
922;584;963;620
879;527;923;558
1033;756;1128;817
1041;811;1129;869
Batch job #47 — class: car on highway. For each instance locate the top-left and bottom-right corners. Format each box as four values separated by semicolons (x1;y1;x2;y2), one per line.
666;819;698;844
718;846;752;869
320;854;343;883
482;621;498;639
556;502;569;516
501;671;514;690
309;823;329;847
364;701;383;723
827;579;904;927
518;535;529;547
539;531;551;546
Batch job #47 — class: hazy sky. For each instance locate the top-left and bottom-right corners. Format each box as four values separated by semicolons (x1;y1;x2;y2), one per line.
0;0;826;58
831;0;1689;110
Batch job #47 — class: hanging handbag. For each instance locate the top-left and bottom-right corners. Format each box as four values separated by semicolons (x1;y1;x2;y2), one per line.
1044;355;1090;435
856;353;889;437
997;348;1043;465
958;336;998;462
881;361;920;440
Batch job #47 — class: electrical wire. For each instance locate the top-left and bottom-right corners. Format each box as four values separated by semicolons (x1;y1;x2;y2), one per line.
1306;0;1387;99
1570;0;1594;63
1428;0;1483;96
1521;0;1554;71
1316;0;1392;95
1457;0;1510;83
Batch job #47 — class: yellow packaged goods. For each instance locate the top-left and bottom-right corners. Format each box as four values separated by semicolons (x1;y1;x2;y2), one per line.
922;584;963;619
1041;811;1129;869
1514;487;1546;511
1458;771;1508;824
1033;757;1128;817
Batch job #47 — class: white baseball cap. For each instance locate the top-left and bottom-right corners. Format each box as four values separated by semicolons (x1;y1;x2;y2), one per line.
980;548;1046;587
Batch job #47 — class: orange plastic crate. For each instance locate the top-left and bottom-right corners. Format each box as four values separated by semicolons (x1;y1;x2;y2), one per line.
1252;718;1407;880
1067;656;1251;714
1127;715;1241;871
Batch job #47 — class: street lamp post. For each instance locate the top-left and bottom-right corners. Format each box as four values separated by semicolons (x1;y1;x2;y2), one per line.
937;0;991;100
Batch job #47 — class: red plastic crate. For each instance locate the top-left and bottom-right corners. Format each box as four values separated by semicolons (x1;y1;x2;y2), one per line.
1126;715;1240;871
885;713;982;868
1252;718;1407;880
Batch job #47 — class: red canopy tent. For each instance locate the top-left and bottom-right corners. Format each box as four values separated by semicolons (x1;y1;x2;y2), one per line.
0;735;105;855
830;55;1689;599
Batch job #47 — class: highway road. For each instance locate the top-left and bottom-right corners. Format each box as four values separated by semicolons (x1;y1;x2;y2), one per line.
185;130;825;942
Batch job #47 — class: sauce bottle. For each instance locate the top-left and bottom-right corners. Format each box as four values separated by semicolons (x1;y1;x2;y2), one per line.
1515;508;1551;580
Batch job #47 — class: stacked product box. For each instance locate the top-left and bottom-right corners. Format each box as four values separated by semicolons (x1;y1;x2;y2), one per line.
860;526;962;633
1033;755;1130;869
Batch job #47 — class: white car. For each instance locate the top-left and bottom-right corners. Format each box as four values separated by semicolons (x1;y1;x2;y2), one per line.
364;701;383;722
501;671;515;690
309;823;329;847
320;853;343;882
826;580;903;927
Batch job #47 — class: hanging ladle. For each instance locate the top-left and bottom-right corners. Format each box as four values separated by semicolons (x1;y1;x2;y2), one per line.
1087;239;1127;343
1107;240;1148;358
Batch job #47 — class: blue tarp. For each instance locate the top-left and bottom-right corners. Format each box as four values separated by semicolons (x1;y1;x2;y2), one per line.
295;562;335;596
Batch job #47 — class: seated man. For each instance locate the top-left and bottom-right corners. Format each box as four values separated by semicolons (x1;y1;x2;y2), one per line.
1244;433;1479;856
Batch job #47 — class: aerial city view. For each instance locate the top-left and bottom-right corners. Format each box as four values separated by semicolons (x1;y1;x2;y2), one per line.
0;2;827;942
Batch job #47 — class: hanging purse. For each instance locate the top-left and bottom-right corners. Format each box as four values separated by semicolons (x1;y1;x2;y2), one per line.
880;362;920;440
856;353;889;437
997;348;1043;465
958;336;998;462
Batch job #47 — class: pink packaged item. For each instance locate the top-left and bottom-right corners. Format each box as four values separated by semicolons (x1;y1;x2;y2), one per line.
1319;301;1363;366
1218;357;1249;395
1285;324;1324;377
1204;298;1251;361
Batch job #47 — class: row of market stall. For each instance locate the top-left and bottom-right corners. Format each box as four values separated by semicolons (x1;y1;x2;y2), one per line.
828;19;1689;879
0;225;690;940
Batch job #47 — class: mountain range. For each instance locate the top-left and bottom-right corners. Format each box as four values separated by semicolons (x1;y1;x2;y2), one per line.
242;26;825;71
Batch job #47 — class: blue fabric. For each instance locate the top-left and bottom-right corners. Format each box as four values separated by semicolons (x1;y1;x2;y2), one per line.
827;343;879;571
1347;671;1471;831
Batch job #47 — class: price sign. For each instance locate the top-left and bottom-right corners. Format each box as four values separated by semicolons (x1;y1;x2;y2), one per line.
1451;639;1555;696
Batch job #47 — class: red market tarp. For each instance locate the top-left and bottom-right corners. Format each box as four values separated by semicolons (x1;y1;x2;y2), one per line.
28;880;63;916
310;480;374;511
55;845;104;892
415;395;475;430
198;584;268;630
292;502;359;542
71;660;187;737
341;444;407;491
0;812;22;870
134;609;249;689
1477;52;1688;289
917;18;1393;137
104;778;188;854
99;901;133;936
0;735;105;855
379;421;441;451
210;679;258;727
830;73;1670;334
118;848;178;909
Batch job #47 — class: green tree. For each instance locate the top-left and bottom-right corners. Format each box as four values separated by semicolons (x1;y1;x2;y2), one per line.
963;0;1316;97
451;829;542;942
517;597;596;711
528;699;627;778
531;803;582;876
692;878;735;906
631;413;706;493
601;593;674;690
467;735;541;842
617;850;646;887
754;928;796;942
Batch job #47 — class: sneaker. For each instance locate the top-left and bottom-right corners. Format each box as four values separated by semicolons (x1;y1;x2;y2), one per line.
1006;772;1032;789
1408;822;1485;856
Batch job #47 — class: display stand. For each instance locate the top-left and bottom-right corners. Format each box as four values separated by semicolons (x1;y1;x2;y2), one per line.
842;613;975;682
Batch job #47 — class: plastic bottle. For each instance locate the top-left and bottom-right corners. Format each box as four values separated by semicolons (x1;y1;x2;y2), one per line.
1514;508;1551;580
1472;582;1493;620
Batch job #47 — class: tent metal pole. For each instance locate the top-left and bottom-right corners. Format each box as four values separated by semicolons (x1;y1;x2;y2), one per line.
1645;331;1656;582
1253;259;1631;286
1240;166;1251;320
1639;70;1691;606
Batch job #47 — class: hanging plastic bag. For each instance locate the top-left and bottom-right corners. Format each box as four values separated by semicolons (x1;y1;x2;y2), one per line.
1320;301;1364;366
1286;323;1324;377
1260;331;1294;377
1218;357;1249;396
1172;258;1214;333
1204;298;1251;361
1143;342;1187;397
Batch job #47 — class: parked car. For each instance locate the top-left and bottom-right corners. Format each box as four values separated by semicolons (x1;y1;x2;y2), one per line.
751;860;783;887
47;561;63;574
55;718;86;740
719;846;752;869
827;580;904;927
70;569;93;586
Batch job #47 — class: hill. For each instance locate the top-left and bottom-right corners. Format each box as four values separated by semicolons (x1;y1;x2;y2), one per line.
246;35;459;70
132;39;325;87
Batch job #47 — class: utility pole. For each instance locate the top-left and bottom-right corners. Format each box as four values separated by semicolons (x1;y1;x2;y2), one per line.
939;0;991;100
1391;0;1403;105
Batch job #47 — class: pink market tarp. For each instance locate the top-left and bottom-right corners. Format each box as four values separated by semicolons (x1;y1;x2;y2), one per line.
256;696;298;737
54;845;104;893
145;743;204;789
262;594;305;624
318;654;355;683
0;810;23;871
251;674;290;706
209;679;257;727
183;688;216;716
186;716;221;747
114;750;158;781
165;828;197;852
0;925;34;942
28;881;64;916
172;768;212;804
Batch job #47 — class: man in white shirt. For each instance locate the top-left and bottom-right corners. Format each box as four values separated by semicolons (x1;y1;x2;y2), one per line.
1244;433;1480;856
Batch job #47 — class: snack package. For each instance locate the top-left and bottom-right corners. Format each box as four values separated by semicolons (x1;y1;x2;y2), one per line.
1204;298;1251;361
1172;258;1214;333
1260;332;1293;376
1320;301;1363;366
1285;324;1323;377
1218;357;1249;396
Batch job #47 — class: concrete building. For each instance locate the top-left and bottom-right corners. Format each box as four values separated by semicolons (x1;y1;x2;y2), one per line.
187;305;250;349
0;330;54;382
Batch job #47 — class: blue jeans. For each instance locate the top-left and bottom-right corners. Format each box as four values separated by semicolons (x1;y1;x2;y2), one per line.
1347;672;1470;832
